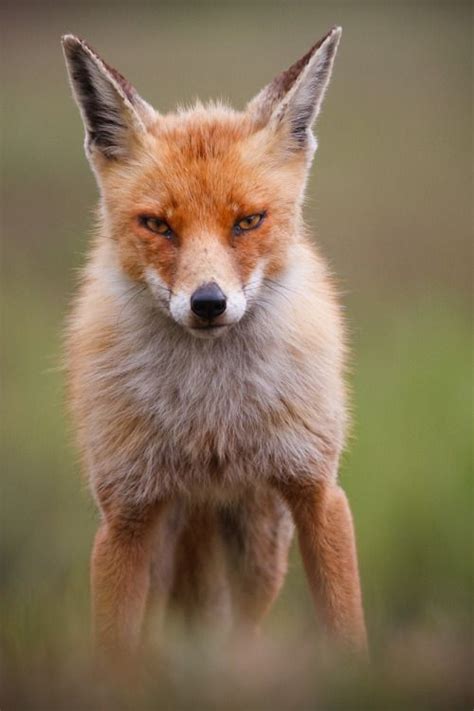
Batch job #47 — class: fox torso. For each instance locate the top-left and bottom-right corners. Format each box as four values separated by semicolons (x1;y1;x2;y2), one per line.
63;32;347;511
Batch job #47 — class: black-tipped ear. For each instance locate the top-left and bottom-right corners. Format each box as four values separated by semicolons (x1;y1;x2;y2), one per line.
247;26;342;150
61;35;154;160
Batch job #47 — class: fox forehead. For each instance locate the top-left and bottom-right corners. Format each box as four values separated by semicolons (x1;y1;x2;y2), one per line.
150;105;256;158
107;107;303;235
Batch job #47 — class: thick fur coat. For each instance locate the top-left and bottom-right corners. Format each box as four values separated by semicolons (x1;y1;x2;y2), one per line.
63;26;367;657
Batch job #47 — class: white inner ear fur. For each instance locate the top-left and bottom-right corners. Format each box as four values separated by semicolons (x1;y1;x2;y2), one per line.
276;28;341;133
247;26;341;148
62;36;155;160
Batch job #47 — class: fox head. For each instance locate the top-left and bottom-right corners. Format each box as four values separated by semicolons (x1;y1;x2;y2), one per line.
62;28;341;338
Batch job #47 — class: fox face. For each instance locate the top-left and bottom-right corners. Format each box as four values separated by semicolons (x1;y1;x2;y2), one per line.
63;28;341;338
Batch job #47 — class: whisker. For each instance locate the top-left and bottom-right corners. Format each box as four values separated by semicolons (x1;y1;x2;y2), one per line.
153;283;174;298
116;285;148;328
263;276;301;296
261;282;293;305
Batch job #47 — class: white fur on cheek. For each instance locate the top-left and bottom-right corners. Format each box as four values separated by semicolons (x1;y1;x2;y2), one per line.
224;289;246;323
144;266;171;312
244;261;266;307
169;291;192;325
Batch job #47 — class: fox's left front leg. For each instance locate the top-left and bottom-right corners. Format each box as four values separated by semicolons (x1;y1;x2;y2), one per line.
278;477;368;655
91;500;164;659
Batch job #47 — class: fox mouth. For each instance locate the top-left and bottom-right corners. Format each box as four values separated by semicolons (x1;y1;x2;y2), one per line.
188;323;231;339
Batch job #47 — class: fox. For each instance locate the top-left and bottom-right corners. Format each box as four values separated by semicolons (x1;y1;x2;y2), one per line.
62;26;367;661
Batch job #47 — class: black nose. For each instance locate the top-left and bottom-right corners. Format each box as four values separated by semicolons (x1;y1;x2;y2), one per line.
190;282;227;320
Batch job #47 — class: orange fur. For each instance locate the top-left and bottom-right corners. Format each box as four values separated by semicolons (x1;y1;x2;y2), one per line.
62;27;367;662
279;480;367;652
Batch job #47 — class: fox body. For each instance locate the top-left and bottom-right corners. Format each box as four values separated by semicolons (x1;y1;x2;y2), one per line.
63;27;367;657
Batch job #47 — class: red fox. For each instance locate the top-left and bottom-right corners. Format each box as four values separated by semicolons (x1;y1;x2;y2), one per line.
62;26;367;659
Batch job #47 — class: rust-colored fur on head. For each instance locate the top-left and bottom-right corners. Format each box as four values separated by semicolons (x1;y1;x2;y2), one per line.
62;27;367;663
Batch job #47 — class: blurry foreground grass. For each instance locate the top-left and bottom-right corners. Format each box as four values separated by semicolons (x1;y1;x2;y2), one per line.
1;286;472;709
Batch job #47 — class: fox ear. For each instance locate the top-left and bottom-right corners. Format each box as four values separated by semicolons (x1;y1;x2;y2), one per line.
247;26;341;152
62;35;155;160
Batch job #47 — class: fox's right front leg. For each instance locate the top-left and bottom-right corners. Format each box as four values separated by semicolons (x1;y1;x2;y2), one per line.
90;499;164;659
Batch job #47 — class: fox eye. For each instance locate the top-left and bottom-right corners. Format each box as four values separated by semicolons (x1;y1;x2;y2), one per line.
233;213;265;235
139;216;173;238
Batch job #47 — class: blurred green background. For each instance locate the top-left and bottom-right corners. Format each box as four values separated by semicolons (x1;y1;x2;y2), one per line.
2;2;472;709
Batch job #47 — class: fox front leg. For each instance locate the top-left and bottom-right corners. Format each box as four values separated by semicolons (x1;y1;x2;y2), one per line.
279;478;368;655
90;500;164;659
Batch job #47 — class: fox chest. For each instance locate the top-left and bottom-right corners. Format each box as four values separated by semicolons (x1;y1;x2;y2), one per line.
138;351;288;464
86;331;336;504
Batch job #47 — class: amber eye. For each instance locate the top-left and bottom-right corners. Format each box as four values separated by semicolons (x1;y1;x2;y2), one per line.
233;212;266;235
139;216;173;238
